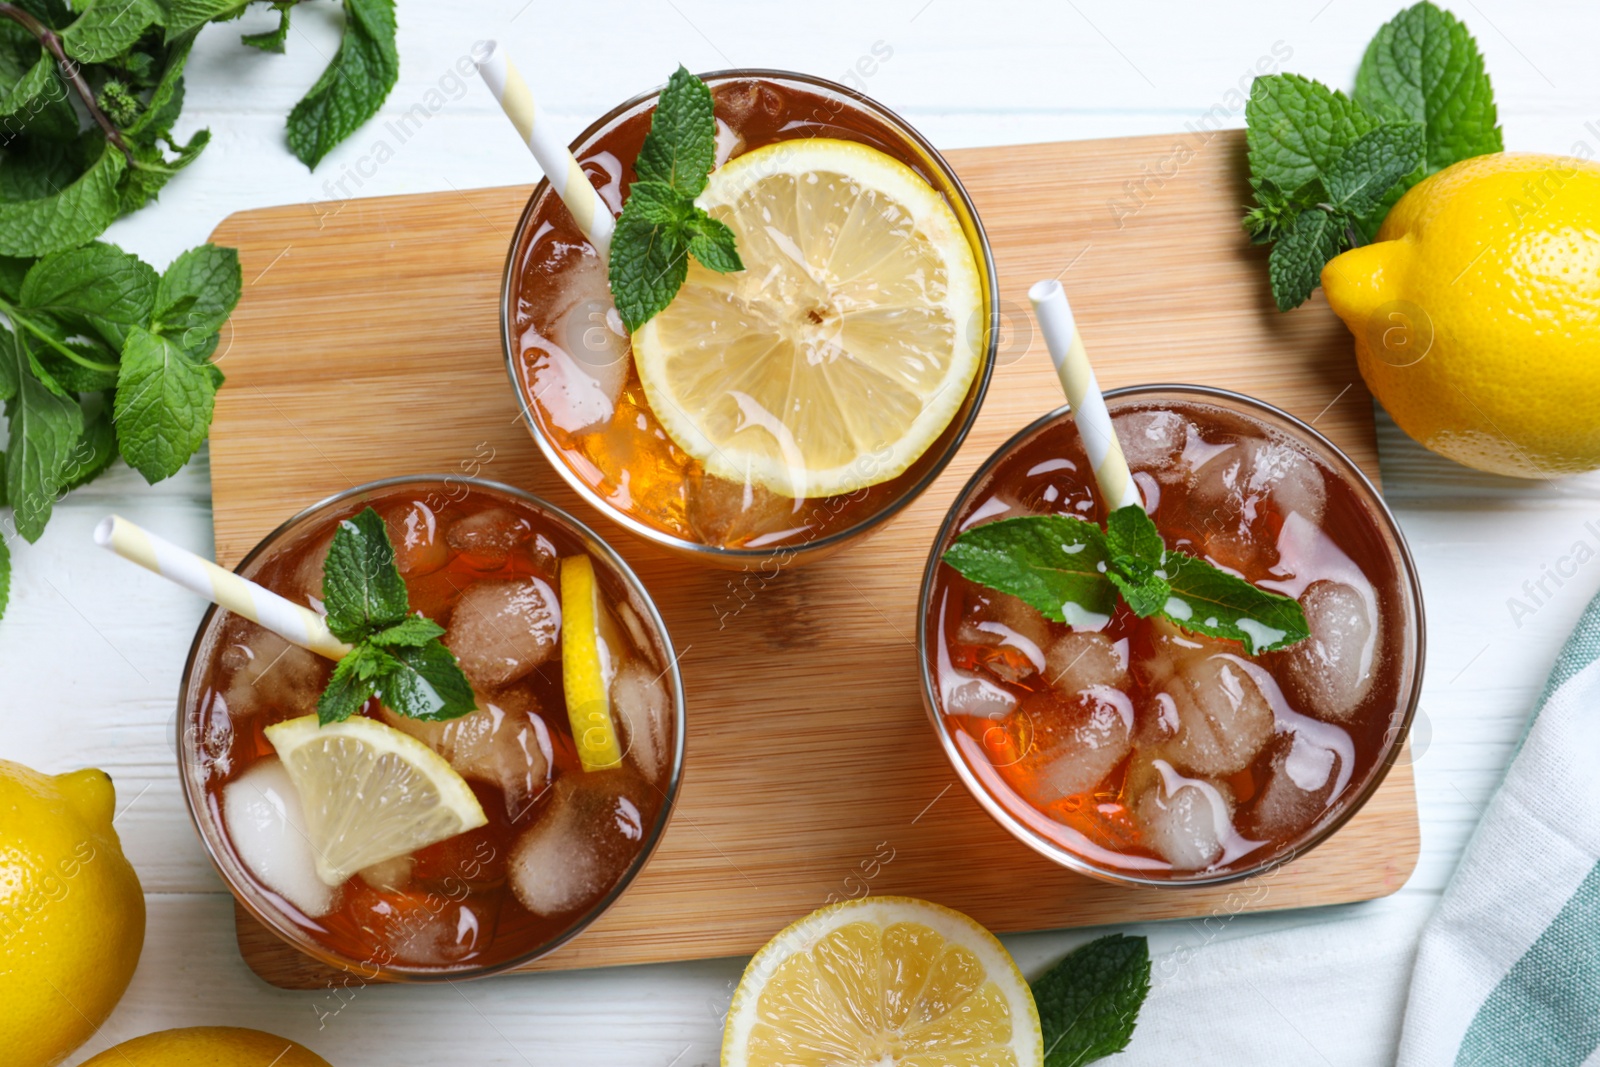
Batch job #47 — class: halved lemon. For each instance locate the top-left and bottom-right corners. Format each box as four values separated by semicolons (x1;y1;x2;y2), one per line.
264;715;487;886
722;895;1042;1067
633;138;985;499
560;554;624;771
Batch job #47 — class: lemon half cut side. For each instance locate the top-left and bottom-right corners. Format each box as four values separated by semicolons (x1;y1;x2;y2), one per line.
722;895;1043;1067
633;138;986;500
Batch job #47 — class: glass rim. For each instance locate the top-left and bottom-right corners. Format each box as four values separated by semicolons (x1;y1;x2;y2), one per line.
914;383;1428;888
175;474;688;981
498;67;1001;562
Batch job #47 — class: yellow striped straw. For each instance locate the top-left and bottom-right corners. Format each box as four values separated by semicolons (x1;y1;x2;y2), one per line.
94;515;351;661
476;40;615;260
1027;279;1143;511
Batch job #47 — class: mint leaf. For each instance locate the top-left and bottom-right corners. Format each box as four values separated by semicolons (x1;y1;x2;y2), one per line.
1245;73;1378;193
0;532;10;623
634;65;716;197
165;0;247;39
20;242;158;349
942;516;1117;624
0;144;126;257
241;1;292;52
112;325;219;482
1034;934;1151;1066
317;641;387;725
1355;1;1502;181
608;67;740;330
0;51;53;119
119;128;212;216
61;0;162;64
1268;208;1342;312
1105;505;1163;565
380;641;476;721
4;324;84;541
370;614;445;648
321;506;409;642
153;243;241;338
1161;553;1309;653
685;213;743;274
60;402;117;492
1323;122;1426;220
285;0;399;169
609;209;689;334
127;33;194;137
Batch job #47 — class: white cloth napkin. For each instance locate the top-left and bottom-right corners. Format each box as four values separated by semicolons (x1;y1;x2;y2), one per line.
1396;590;1600;1065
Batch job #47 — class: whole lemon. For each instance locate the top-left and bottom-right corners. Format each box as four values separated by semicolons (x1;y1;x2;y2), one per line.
0;761;145;1067
1322;152;1600;478
79;1026;334;1066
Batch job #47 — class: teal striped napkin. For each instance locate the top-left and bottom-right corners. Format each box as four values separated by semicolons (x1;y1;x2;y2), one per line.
1398;588;1600;1065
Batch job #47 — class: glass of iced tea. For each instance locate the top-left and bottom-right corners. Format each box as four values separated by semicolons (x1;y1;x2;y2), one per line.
919;385;1425;885
177;476;684;979
502;70;998;564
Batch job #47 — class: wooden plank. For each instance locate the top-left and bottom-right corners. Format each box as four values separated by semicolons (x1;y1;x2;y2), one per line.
208;129;1419;989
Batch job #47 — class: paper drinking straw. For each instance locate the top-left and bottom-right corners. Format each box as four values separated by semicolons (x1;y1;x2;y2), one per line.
1027;279;1143;511
94;515;351;661
476;40;615;259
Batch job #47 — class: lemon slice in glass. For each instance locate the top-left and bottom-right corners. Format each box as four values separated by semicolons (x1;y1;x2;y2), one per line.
264;714;488;887
560;554;624;771
722;895;1042;1067
633;138;985;499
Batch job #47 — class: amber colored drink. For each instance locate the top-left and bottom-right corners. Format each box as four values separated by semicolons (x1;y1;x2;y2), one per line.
503;71;995;561
920;387;1423;883
178;478;682;976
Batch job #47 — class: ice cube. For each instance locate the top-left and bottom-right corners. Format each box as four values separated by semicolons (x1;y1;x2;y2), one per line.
612;660;672;780
521;253;630;435
1045;632;1127;696
1132;758;1235;871
942;672;1018;719
380;690;551;820
957;594;1052;684
381;500;449;577
1189;437;1326;569
358;854;415;892
387;899;495;967
685;471;807;548
1147;629;1274;776
1280;580;1377;722
508;771;649;916
1002;688;1133;807
1238;733;1340;842
220;625;326;716
444;578;561;688
224;758;338;916
281;530;333;611
1113;410;1189;473
445;508;534;570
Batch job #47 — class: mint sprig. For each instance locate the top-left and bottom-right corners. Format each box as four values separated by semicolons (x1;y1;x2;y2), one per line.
1242;2;1501;310
942;506;1309;654
316;508;476;725
608;66;744;332
1033;933;1151;1065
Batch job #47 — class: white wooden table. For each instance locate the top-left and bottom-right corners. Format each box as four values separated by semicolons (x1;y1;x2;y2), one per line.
8;1;1596;1063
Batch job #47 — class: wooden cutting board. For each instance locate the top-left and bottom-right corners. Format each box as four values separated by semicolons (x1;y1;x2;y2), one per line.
209;128;1419;989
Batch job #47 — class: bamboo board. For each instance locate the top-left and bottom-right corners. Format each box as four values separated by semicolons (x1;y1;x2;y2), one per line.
209;129;1419;989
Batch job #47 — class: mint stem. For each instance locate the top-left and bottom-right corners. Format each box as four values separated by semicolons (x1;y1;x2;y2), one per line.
0;298;121;373
0;2;136;165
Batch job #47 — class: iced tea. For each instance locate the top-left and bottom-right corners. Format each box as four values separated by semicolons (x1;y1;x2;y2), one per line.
921;386;1423;882
503;71;996;560
178;478;682;976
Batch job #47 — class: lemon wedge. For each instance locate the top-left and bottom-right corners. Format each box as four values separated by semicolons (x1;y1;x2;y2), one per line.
263;715;487;887
722;895;1042;1067
560;553;624;771
633;138;985;499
